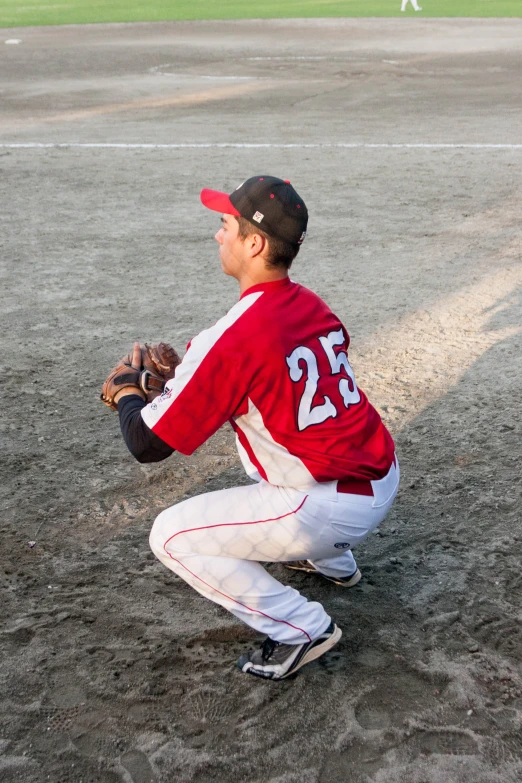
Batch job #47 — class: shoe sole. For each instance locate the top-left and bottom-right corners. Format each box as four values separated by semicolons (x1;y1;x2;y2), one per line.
279;624;343;679
285;562;321;574
326;569;362;588
286;563;362;588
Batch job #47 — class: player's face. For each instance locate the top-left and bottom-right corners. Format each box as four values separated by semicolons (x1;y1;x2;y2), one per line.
215;214;247;279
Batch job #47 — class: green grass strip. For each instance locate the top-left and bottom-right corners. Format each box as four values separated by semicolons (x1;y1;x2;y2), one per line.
1;1;521;28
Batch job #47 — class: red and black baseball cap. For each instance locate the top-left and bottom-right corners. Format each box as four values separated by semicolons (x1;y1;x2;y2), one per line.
200;175;308;246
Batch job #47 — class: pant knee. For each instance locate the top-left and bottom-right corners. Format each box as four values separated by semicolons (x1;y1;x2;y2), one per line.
149;508;174;560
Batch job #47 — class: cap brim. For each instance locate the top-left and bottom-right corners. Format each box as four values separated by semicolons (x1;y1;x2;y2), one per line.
200;188;241;216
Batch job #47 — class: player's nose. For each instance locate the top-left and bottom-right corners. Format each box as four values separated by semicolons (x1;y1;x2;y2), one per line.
215;228;224;244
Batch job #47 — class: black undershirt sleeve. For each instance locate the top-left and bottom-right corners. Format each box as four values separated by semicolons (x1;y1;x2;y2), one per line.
117;394;175;463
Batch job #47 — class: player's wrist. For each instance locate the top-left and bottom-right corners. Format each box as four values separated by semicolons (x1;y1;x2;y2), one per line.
114;387;146;406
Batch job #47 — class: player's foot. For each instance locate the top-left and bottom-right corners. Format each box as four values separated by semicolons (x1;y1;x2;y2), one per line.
285;560;362;587
237;622;342;680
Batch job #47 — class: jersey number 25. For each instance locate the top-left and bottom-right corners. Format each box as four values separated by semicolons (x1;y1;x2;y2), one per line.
286;328;361;431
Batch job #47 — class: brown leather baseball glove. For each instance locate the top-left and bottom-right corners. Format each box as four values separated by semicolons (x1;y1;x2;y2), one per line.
100;341;181;411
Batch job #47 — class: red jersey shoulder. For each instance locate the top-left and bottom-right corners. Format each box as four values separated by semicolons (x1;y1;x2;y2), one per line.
236;280;344;347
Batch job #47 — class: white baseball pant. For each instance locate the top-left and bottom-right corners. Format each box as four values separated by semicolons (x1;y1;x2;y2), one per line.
149;459;400;645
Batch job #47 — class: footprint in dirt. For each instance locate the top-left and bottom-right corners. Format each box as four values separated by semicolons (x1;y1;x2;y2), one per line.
319;728;479;782
320;734;397;782
405;728;478;756
41;681;89;733
354;670;444;730
472;616;521;656
181;624;260;669
120;750;157;783
181;685;236;727
176;683;240;750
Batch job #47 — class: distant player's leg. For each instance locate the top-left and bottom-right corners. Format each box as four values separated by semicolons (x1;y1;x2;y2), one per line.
149;481;341;679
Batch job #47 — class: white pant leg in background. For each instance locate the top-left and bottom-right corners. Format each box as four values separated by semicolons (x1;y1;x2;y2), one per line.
149;461;399;644
401;0;422;10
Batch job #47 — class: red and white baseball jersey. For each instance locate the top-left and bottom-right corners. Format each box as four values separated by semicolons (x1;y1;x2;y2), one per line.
142;277;395;492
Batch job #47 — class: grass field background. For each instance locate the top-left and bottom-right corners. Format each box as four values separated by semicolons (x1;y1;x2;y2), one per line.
1;1;521;28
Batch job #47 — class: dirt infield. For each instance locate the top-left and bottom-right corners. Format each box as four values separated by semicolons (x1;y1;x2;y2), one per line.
1;18;521;783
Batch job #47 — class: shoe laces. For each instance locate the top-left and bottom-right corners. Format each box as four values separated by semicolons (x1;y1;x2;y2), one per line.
261;637;278;662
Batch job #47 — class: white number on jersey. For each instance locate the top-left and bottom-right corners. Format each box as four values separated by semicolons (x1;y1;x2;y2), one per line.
319;328;361;407
286;346;337;431
286;329;361;431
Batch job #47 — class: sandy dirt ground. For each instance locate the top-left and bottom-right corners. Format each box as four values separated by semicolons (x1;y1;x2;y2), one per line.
1;18;521;783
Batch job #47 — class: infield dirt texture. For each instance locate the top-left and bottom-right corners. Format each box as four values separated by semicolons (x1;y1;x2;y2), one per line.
1;17;522;783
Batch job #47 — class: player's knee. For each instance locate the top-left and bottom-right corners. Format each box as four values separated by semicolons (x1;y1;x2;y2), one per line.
149;508;173;559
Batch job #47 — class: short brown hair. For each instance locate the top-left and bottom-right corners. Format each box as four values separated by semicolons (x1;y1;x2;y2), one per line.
236;216;300;270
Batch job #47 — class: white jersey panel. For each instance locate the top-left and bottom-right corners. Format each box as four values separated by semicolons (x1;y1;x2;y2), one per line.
142;290;263;431
234;398;336;499
235;436;263;483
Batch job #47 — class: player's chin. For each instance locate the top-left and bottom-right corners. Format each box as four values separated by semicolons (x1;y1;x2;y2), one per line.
219;257;233;277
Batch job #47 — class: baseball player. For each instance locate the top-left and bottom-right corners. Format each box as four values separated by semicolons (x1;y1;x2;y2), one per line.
107;176;400;680
401;0;422;10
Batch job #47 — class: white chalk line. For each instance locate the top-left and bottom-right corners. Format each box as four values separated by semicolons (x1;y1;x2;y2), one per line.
247;56;328;61
1;142;522;150
148;64;267;80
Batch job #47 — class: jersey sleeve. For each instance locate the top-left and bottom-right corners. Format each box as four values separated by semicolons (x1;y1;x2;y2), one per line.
140;294;261;454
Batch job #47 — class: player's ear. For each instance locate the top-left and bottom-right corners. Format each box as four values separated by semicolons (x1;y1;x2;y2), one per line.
248;232;267;258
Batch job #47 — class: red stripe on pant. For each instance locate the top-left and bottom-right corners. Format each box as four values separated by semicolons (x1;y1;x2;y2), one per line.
162;496;312;642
